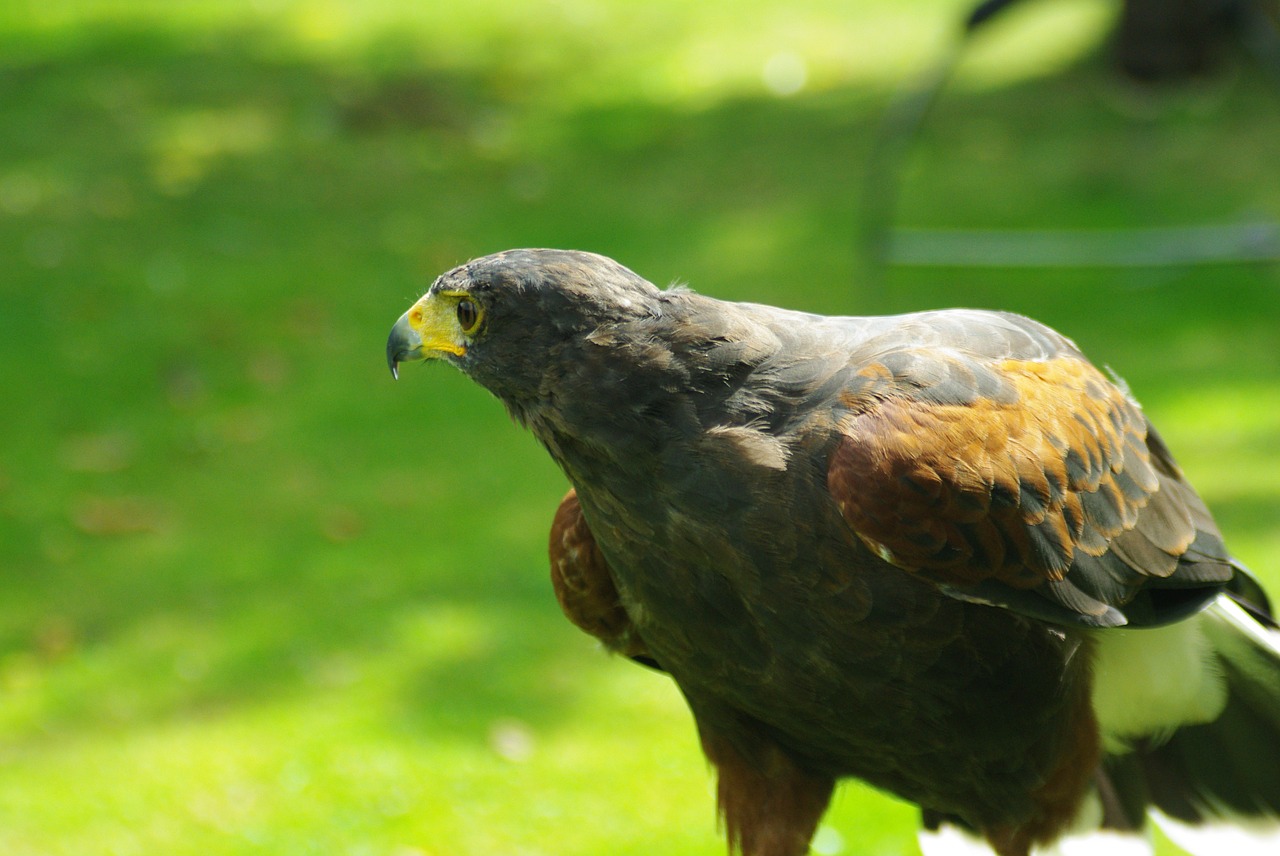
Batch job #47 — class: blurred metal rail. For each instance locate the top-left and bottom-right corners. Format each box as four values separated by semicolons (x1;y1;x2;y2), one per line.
886;222;1280;267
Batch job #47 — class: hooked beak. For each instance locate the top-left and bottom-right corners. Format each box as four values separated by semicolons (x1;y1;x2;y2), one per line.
386;293;469;380
386;311;422;380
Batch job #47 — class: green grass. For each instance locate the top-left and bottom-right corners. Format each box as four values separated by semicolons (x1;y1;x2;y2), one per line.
0;1;1277;854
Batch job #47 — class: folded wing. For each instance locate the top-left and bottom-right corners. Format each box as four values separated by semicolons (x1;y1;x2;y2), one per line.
828;347;1233;628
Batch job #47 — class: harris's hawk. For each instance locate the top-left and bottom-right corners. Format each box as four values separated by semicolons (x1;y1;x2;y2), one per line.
387;249;1280;856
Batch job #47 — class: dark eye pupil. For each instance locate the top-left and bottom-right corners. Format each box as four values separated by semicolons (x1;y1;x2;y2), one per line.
457;299;478;330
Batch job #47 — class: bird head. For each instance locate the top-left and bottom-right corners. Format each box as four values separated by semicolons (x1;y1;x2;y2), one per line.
387;248;666;414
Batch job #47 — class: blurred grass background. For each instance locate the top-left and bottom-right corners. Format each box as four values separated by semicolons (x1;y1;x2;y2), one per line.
1;1;1277;854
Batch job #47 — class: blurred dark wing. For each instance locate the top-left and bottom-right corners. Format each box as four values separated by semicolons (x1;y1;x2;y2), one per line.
549;489;658;665
827;344;1233;628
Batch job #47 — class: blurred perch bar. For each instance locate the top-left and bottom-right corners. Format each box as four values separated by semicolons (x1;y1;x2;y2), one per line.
885;222;1280;267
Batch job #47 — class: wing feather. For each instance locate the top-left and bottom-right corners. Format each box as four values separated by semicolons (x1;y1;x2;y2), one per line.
827;350;1232;627
549;489;653;660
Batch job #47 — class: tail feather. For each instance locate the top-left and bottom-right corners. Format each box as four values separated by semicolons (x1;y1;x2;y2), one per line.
1142;598;1280;819
1128;595;1280;854
924;591;1280;855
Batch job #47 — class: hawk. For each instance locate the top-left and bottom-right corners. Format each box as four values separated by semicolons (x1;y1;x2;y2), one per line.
387;249;1280;856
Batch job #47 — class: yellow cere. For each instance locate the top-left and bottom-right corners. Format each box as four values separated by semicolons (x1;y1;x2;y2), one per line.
407;290;477;358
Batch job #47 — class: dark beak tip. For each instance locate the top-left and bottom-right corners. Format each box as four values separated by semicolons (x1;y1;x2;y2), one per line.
386;333;403;380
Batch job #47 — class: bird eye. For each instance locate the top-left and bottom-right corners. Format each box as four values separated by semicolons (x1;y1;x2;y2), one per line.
456;297;481;332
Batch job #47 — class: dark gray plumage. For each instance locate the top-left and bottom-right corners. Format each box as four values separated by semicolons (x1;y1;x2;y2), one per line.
387;248;1280;856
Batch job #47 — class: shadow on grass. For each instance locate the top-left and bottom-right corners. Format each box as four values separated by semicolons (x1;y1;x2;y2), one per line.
0;21;1277;761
